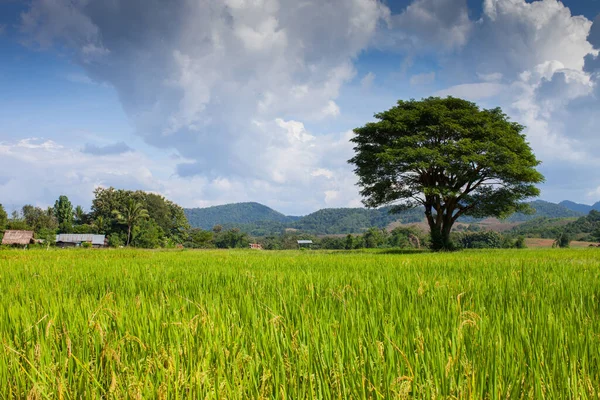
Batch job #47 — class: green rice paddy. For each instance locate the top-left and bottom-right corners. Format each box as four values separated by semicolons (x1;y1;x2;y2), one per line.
1;249;599;398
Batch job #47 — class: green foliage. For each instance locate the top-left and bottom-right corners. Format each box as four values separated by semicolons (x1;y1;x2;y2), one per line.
593;228;600;243
0;204;7;232
362;227;387;248
184;228;214;249
460;200;584;224
72;224;96;234
508;217;574;239
291;207;422;234
456;231;504;249
514;236;527;249
37;228;57;247
54;195;74;233
554;232;571;248
510;210;600;242
73;205;89;225
81;241;92;249
113;198;150;246
131;219;163;249
93;216;107;234
214;228;249;249
21;205;58;233
350;97;544;250
92;187;189;247
318;236;347;250
1;249;600;397
6;211;31;231
107;233;124;248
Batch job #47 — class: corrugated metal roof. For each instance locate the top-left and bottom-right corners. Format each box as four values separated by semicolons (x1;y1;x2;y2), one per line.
297;240;313;244
56;234;106;245
2;230;34;245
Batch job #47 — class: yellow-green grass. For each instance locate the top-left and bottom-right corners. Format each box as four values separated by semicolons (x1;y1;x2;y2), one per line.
1;249;599;399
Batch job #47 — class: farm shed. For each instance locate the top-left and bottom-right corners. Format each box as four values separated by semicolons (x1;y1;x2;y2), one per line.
249;243;263;250
297;240;313;249
1;230;35;246
56;234;107;248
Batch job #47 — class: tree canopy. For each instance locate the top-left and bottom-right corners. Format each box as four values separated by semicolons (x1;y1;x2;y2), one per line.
54;195;74;233
0;204;7;233
349;97;544;250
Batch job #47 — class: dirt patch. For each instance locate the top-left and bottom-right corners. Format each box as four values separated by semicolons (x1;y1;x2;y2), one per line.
525;238;599;248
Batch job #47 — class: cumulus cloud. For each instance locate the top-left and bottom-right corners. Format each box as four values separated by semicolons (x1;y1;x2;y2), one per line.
19;0;385;199
386;0;471;51
14;0;600;208
82;142;133;156
469;0;594;79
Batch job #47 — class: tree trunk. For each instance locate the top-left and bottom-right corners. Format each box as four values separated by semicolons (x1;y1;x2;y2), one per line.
427;213;455;251
127;225;131;246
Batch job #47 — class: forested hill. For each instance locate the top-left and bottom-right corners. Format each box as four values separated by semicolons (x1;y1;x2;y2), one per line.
506;200;583;221
184;202;298;230
184;199;586;235
291;207;423;234
184;204;423;234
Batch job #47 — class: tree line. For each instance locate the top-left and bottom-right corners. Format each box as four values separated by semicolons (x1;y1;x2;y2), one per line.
0;187;190;248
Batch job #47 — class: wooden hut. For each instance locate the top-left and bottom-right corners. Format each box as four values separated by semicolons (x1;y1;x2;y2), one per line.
1;230;35;247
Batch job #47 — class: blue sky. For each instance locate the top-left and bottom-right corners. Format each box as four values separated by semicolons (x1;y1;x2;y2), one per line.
0;0;599;215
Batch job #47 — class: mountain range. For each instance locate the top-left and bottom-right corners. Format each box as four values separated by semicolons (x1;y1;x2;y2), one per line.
559;200;600;215
184;200;600;235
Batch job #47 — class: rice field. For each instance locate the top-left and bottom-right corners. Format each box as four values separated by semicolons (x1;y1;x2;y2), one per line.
0;248;599;399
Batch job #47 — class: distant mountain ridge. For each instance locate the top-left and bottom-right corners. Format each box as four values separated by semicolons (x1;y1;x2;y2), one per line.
184;199;591;235
559;200;600;214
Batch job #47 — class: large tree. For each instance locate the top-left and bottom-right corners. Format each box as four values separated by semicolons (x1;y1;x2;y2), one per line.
349;97;544;250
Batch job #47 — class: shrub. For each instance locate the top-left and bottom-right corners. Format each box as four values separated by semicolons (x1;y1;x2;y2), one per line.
456;231;504;249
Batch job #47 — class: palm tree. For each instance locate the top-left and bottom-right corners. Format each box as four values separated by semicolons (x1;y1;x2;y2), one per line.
93;216;106;234
112;199;149;246
74;205;86;225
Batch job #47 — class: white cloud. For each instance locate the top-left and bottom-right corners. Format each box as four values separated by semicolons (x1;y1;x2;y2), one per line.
16;0;385;212
471;0;594;79
434;82;505;100
387;0;472;51
0;132;361;215
13;0;600;208
409;72;435;85
360;72;376;89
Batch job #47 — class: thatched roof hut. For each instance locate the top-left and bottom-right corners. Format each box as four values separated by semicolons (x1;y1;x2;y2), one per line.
1;230;35;246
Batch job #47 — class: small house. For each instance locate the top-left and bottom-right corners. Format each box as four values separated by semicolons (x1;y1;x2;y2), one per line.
249;243;263;250
56;234;107;248
1;230;35;247
297;240;313;249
